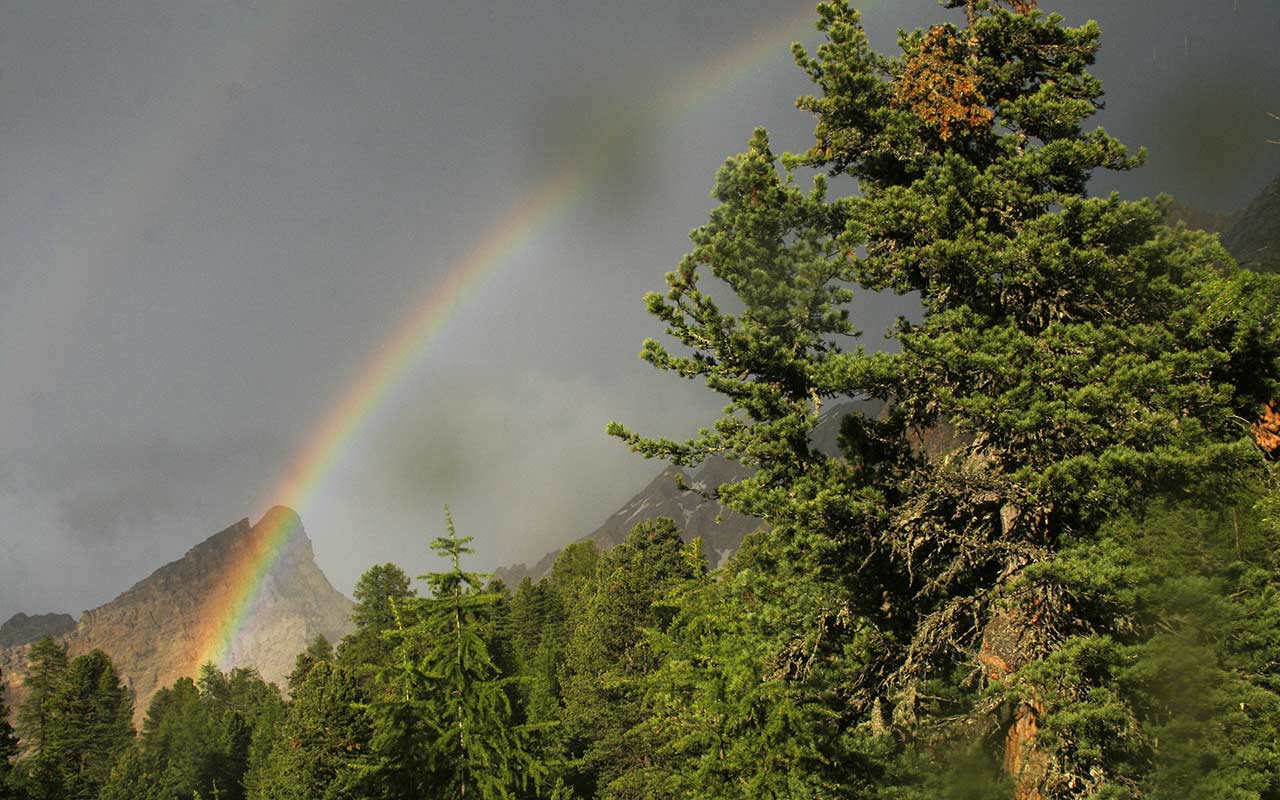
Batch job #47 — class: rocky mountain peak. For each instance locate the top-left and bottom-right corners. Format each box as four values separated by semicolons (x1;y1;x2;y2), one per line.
3;509;353;722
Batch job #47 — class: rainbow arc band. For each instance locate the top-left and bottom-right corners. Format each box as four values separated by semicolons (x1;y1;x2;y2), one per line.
189;3;842;674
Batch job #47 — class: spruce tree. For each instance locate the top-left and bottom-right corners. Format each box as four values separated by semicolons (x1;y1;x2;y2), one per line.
254;661;371;800
287;635;334;693
366;509;539;799
337;564;416;674
42;650;134;800
609;1;1280;796
629;532;868;799
557;518;695;798
126;667;281;800
14;637;67;761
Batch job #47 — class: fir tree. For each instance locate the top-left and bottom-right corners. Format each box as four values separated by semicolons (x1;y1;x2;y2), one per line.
338;564;416;675
127;667;281;800
609;1;1280;795
41;649;134;800
287;635;334;693
14;637;67;761
253;661;371;800
366;509;540;799
557;518;695;798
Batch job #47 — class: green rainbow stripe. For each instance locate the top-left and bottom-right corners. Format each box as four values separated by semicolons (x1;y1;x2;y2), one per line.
190;2;851;674
191;167;593;669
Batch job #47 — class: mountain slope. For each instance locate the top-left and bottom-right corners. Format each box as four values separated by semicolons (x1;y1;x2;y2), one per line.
1224;171;1280;272
3;508;352;720
497;400;887;585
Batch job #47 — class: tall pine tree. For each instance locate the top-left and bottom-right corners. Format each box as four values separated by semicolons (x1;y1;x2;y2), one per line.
366;509;540;799
610;1;1280;796
41;650;134;800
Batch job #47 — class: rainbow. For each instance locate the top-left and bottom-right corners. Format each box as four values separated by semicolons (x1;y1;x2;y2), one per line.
189;3;838;673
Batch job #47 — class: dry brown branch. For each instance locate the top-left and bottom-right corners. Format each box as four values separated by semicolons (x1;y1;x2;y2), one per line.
895;26;994;141
1253;401;1280;452
995;0;1038;14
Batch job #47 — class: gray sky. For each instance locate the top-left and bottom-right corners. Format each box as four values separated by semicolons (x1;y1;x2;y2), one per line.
2;0;1278;621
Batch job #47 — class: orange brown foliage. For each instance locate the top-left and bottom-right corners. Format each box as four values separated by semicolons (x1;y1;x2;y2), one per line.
996;0;1038;14
894;26;994;141
1253;401;1280;452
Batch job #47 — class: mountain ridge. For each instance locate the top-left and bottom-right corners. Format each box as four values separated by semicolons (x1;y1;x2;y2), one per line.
2;509;353;722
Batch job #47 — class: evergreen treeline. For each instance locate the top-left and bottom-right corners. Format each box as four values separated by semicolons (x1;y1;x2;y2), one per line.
4;2;1280;797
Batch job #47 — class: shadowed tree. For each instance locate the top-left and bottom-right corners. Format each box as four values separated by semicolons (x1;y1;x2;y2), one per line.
41;650;134;800
338;564;416;675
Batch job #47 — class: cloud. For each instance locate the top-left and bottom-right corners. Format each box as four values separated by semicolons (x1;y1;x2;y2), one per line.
23;430;291;546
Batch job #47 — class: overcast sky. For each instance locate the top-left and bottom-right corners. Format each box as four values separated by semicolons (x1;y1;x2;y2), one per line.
2;0;1278;621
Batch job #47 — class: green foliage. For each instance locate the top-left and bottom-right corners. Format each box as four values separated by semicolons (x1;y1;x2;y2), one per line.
625;531;883;799
608;1;1280;796
108;665;281;800
287;635;334;693
252;661;370;800
337;563;416;676
14;638;67;763
36;650;134;800
364;509;542;799
0;671;21;800
557;518;695;798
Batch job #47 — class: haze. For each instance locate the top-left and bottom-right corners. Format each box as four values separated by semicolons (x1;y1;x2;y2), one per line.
2;0;1277;621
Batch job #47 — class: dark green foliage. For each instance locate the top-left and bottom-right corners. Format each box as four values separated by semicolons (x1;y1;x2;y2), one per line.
14;638;67;762
98;749;179;800
364;509;541;799
252;661;371;800
106;665;282;800
623;531;883;799
0;671;21;800
557;518;695;797
288;635;334;693
39;650;133;800
337;564;416;674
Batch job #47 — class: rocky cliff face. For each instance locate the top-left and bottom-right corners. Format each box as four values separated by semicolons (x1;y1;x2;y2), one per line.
2;508;352;721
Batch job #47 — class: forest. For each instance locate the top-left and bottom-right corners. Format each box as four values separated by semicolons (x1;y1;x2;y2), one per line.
3;0;1280;798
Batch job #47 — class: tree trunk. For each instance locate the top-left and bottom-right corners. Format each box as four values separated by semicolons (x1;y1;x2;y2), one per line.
979;602;1051;799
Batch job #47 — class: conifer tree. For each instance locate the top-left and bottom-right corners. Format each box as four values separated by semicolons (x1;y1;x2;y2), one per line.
253;661;370;800
42;649;134;800
14;638;67;761
557;518;694;798
287;635;334;693
366;509;540;799
629;532;868;799
337;564;416;674
610;1;1280;796
124;667;280;800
